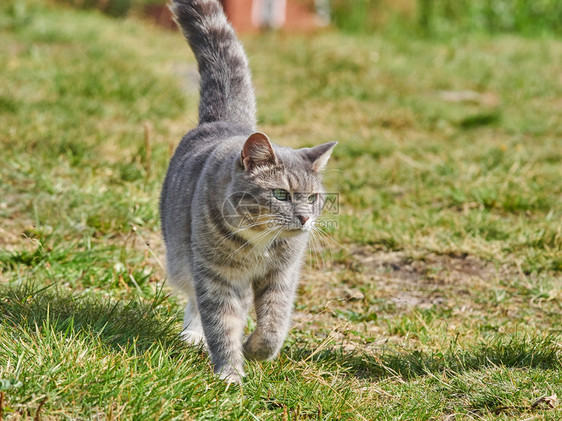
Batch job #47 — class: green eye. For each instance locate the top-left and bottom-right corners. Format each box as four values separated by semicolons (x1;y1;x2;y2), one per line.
308;193;318;204
273;189;290;201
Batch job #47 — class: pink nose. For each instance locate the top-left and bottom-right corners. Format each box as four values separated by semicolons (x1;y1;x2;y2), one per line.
297;215;309;225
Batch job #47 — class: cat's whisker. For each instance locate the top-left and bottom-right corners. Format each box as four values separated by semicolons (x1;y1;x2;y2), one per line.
307;234;320;270
243;226;284;257
210;216;280;249
311;227;336;265
311;224;347;250
306;231;317;269
308;229;325;270
222;225;279;262
315;232;328;269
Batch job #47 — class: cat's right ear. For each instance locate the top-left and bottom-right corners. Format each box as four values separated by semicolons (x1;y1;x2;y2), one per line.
241;132;277;171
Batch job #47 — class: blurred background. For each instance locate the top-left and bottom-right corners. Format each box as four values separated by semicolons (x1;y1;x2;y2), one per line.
46;0;562;36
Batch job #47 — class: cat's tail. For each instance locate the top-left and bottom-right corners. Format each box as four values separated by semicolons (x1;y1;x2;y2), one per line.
170;0;256;128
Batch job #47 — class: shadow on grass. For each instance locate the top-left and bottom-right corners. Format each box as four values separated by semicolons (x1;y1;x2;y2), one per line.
289;334;562;380
3;284;561;381
0;283;188;354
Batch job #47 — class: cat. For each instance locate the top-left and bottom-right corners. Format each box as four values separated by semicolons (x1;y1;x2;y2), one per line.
161;0;337;383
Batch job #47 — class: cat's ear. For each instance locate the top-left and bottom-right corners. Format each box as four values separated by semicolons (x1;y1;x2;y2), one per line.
241;132;277;171
303;141;337;172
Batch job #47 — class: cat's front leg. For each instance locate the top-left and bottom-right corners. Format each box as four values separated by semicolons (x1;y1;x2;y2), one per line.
244;270;298;361
181;300;205;345
194;267;251;383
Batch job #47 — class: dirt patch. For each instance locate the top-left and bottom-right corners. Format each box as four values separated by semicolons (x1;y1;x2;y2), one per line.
353;248;495;282
300;247;499;311
350;247;497;308
0;214;40;283
293;246;508;342
0;197;37;253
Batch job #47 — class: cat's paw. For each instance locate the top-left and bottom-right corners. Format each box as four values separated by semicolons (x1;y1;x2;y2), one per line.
244;347;274;361
216;366;244;385
243;334;280;361
180;329;206;346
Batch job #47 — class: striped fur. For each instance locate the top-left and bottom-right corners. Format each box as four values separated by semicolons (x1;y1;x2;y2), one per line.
160;0;337;383
170;0;256;127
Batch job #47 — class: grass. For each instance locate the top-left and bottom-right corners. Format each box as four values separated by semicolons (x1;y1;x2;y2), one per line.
1;0;561;419
331;0;562;36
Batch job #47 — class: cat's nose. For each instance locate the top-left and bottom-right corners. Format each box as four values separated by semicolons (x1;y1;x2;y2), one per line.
297;215;309;226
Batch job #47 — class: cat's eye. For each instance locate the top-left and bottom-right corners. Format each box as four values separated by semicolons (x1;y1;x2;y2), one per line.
307;193;318;204
272;189;290;201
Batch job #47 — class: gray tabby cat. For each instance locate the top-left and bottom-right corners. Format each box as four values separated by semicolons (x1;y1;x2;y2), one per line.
161;0;336;383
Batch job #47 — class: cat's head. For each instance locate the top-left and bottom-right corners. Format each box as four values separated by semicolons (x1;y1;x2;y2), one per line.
223;132;336;240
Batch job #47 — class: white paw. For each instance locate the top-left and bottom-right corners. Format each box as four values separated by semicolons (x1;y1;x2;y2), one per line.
180;329;206;346
217;366;244;385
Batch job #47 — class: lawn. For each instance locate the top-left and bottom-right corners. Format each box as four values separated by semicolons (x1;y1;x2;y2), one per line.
0;1;561;419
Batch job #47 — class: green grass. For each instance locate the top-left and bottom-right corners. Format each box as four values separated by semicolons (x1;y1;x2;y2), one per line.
1;1;561;419
331;0;562;36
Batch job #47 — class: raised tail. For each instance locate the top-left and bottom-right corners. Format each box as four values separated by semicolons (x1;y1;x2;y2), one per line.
170;0;256;128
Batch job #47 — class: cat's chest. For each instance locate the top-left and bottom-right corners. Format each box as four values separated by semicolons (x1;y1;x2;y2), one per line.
213;240;292;282
227;247;280;278
236;228;279;251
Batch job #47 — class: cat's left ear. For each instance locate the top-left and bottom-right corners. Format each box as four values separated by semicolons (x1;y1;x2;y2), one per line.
302;141;338;172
